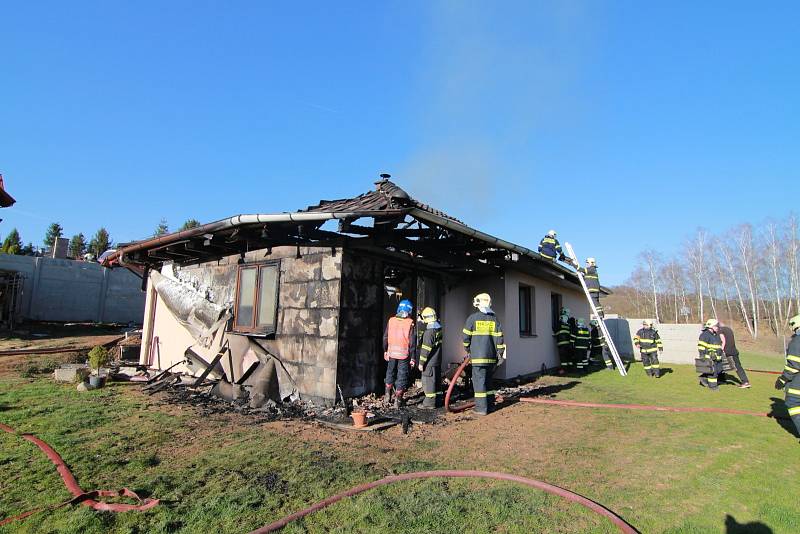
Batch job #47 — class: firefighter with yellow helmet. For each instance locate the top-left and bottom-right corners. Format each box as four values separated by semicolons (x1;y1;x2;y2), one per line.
462;293;506;415
417;306;443;408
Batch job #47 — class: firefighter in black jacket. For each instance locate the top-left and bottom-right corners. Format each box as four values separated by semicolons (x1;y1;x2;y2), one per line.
463;293;505;415
634;319;663;377
572;318;591;372
555;308;573;373
538;230;566;262
578;258;603;317
698;319;723;391
775;313;800;436
417;307;443;408
590;319;613;370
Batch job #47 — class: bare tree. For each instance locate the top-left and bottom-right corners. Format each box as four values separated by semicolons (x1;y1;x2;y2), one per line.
685;229;707;322
735;224;760;338
639;250;662;322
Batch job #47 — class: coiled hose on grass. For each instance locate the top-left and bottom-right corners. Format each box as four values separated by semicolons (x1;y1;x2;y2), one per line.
0;422;159;526
248;470;639;533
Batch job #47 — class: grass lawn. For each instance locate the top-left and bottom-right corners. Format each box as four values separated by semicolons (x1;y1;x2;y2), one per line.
1;351;798;533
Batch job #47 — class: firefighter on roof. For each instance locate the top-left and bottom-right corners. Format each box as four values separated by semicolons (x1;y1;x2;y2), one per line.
538;230;566;262
463;293;505;415
775;313;800;438
417;307;443;408
383;299;416;408
634;319;663;377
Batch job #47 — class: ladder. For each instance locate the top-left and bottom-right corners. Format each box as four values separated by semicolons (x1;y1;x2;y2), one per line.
564;242;627;376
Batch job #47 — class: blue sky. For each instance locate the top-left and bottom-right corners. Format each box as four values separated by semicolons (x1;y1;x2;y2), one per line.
1;1;798;285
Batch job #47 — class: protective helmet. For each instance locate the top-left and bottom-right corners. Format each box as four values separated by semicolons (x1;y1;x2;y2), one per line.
560;307;571;316
547;229;556;237
705;318;719;328
473;293;492;309
420;307;437;324
577;318;586;327
397;299;413;317
789;313;800;331
586;257;596;265
590;319;598;327
643;319;653;327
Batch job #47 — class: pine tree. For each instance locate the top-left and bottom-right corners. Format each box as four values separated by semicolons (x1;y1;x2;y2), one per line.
179;219;201;231
88;228;112;258
154;218;169;236
44;222;64;248
1;228;23;255
69;233;87;259
20;242;35;255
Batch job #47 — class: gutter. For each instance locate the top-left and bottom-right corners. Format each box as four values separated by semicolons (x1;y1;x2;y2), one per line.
104;210;406;266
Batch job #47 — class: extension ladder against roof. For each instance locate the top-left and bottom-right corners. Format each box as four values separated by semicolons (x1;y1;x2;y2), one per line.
564;242;627;376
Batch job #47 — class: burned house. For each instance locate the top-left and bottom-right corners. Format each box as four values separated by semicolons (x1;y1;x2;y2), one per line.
106;178;594;404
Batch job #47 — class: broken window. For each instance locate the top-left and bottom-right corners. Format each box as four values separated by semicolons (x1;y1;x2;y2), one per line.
233;261;280;335
519;284;535;336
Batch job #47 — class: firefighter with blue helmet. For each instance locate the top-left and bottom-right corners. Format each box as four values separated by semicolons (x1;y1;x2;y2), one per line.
383;299;416;407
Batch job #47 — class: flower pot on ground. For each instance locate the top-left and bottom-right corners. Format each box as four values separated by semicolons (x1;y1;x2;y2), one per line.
87;346;110;389
350;410;368;428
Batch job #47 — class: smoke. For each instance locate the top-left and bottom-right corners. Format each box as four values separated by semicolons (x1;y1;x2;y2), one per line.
399;1;590;225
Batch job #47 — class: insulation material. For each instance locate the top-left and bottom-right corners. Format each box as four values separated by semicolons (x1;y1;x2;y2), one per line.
248;340;299;402
150;270;231;347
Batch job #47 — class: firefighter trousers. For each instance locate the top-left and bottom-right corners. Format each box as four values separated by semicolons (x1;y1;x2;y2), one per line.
575;349;589;371
641;352;661;377
785;384;800;435
385;358;410;391
558;345;573;370
590;293;604;317
699;371;719;390
472;364;495;414
421;360;442;407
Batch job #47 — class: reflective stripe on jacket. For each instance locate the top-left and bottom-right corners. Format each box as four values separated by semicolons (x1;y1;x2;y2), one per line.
572;327;591;350
779;333;800;388
697;328;722;360
384;316;415;360
463;311;505;365
538;236;562;259
580;266;601;293
556;322;572;346
634;328;662;354
419;327;443;368
591;325;606;350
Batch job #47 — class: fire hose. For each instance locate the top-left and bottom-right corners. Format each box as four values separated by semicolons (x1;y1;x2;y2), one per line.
0;422;159;526
745;368;782;375
519;397;787;419
444;357;475;413
249;470;638;533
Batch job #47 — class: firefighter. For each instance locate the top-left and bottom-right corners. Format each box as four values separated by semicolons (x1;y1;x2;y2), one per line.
572;318;591;372
555;310;573;373
634;319;663;377
697;319;723;391
590;318;613;370
463;293;506;415
383;299;416;408
417;307;443;408
579;258;603;317
775;313;800;437
538;230;566;262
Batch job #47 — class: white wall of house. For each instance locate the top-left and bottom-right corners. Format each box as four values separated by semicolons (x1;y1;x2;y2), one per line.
498;270;589;379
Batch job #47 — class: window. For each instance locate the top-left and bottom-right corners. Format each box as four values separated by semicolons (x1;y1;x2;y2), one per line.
519;284;535;336
234;261;280;335
551;292;563;333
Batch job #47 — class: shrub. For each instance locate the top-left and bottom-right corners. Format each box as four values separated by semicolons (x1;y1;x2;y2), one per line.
88;346;110;375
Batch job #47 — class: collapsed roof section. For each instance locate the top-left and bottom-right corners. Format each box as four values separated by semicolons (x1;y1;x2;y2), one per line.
103;177;585;289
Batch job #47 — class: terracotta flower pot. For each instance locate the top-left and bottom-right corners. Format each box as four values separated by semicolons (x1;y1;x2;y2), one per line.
350;411;368;428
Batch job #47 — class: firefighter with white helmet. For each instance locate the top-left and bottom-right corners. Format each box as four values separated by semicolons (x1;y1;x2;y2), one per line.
417;306;443;408
775;313;800;436
634;319;663;377
578;257;603;317
538;230;567;262
697;319;723;391
462;293;505;415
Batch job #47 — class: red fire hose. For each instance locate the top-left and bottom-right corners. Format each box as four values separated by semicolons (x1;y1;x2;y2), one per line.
519;397;780;418
444;357;475;413
0;422;159;526
249;470;638;533
745;368;782;375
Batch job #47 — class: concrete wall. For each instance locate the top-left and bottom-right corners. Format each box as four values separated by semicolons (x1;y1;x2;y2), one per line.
606;316;703;365
0;253;144;323
141;246;342;403
500;270;589;379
